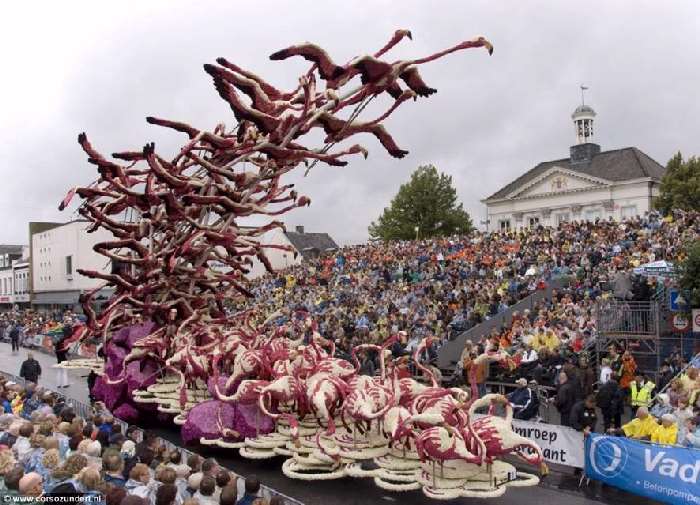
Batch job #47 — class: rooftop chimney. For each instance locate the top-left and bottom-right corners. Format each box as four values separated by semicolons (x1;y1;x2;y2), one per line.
295;225;305;234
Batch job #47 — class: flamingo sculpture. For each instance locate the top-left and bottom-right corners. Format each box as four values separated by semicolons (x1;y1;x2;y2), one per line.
468;394;548;474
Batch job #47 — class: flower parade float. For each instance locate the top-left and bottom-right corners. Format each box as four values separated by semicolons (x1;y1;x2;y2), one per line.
57;29;546;499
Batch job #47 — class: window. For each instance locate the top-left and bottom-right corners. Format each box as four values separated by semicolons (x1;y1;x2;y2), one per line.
528;216;540;227
66;256;73;276
499;219;511;231
621;205;638;219
556;213;570;226
585;208;602;222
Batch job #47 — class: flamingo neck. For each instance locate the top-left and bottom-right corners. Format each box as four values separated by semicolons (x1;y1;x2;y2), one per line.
413;343;437;388
350;345;361;373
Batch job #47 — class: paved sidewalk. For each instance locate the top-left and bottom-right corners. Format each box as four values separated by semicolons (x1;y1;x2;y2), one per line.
0;342;90;403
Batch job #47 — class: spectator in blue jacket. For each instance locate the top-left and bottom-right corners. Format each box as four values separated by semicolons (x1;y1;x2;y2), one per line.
507;378;539;420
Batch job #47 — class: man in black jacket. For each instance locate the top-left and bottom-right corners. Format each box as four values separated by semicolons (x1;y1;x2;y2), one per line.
19;352;41;384
551;371;576;427
9;323;20;354
570;395;598;434
596;377;624;430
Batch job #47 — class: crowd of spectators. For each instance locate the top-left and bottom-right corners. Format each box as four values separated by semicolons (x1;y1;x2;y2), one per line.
244;210;695;356
243;210;700;443
0;378;284;504
0;311;79;352
242;230;556;351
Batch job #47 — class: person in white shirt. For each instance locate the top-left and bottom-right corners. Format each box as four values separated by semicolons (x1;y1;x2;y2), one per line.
193;476;219;505
125;463;158;502
521;345;538;364
599;358;612;385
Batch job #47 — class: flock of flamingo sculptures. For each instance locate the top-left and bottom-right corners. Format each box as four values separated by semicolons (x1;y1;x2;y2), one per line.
58;30;546;499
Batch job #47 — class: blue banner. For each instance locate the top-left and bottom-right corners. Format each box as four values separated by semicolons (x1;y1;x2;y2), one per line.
585;434;700;505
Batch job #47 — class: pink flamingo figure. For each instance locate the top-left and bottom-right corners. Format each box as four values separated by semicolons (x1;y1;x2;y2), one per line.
468;394;548;474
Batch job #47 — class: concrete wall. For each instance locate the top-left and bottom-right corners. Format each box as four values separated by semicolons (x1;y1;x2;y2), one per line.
32;221;114;293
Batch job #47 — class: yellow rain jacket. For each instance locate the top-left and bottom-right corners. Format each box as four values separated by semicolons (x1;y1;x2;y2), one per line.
622;416;658;439
651;424;679;445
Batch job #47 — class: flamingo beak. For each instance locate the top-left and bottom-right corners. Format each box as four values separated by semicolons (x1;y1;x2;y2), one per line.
483;39;494;55
540;462;549;476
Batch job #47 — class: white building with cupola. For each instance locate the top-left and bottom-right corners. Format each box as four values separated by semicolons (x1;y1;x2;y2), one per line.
482;101;666;232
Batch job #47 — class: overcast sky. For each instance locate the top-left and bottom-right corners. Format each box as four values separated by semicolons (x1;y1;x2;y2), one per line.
1;1;698;246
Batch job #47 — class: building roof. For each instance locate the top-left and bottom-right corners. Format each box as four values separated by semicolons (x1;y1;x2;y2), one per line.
572;104;596;117
284;231;338;257
484;147;666;202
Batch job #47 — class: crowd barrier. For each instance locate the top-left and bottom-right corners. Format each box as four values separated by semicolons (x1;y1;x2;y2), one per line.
0;370;305;505
585;434;700;505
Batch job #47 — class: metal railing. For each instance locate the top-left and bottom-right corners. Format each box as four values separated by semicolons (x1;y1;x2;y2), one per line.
0;370;305;505
651;351;700;403
595;300;658;335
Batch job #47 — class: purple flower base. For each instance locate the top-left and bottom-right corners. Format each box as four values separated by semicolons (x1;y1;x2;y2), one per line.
93;323;161;423
181;399;274;444
94;322;275;441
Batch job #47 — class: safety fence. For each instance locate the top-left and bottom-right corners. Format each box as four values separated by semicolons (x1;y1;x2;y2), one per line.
0;370;305;505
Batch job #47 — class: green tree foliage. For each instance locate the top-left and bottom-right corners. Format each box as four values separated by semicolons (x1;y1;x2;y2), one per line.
368;165;473;241
654;152;700;215
678;239;700;308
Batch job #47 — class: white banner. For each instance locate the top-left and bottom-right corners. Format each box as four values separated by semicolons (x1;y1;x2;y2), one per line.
510;419;585;468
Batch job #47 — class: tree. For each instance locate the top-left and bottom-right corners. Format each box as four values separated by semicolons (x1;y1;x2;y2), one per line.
654;152;700;215
368;165;473;241
678;239;700;308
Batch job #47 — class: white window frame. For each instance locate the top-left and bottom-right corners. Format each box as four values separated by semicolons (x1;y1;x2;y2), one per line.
556;213;570;226
620;205;638;219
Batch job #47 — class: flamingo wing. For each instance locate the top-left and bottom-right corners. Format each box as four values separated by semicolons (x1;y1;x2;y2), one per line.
269;43;345;81
204;65;279;133
216;57;288;100
399;67;437;97
369;124;408;158
350;55;393;84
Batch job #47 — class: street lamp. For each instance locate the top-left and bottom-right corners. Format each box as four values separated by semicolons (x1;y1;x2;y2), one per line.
414;225;419;240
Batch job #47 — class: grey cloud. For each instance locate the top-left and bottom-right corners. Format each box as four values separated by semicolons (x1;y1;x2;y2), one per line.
1;0;698;246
